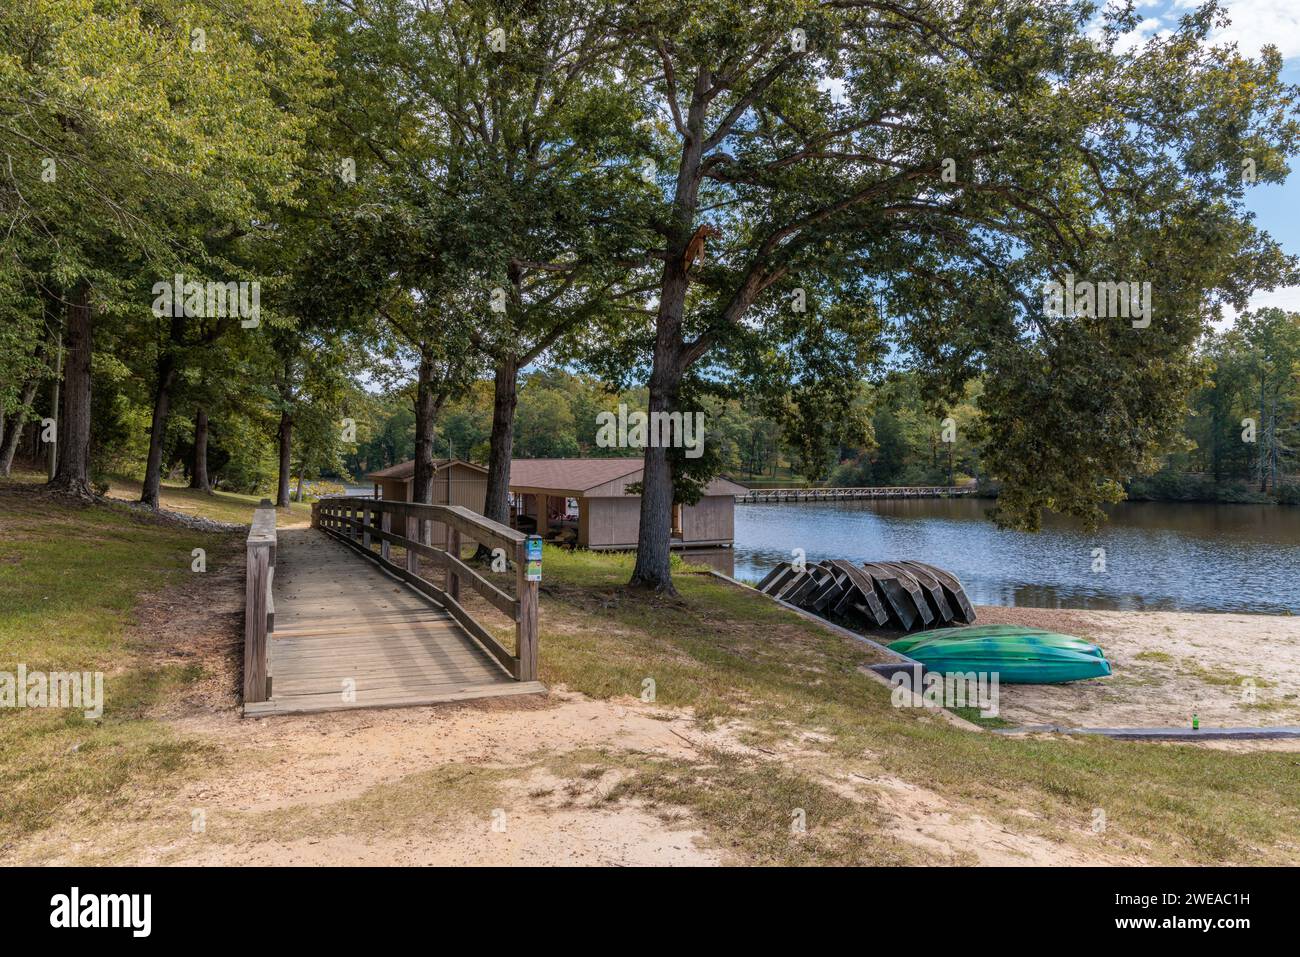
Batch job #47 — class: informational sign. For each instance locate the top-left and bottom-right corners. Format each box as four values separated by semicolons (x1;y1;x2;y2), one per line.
525;535;543;582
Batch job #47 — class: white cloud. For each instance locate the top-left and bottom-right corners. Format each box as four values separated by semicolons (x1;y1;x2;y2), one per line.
1173;0;1300;58
1215;285;1300;328
1113;17;1166;55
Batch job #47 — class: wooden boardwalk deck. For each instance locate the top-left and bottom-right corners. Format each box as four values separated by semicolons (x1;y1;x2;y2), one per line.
244;528;543;716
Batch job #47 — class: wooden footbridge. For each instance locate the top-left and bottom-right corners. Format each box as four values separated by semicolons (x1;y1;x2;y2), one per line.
241;498;543;717
737;485;977;504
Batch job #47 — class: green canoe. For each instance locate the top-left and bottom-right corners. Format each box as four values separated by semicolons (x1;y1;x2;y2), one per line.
888;625;1111;684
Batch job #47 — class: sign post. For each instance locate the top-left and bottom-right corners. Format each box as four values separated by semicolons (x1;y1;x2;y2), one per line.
525;535;543;582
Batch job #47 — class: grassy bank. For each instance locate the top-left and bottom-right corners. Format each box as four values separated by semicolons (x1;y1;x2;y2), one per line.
0;484;246;839
3;481;1298;864
102;475;314;524
506;549;1300;863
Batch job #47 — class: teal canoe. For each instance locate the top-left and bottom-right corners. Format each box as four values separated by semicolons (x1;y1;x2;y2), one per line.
888;625;1111;683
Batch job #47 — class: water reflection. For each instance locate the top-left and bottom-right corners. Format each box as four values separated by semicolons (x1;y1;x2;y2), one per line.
678;547;735;577
733;498;1300;614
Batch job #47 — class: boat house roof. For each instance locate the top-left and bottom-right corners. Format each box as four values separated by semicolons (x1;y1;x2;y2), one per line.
364;458;488;482
509;458;748;499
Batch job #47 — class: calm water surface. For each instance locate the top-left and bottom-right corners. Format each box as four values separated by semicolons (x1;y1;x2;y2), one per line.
733;498;1300;614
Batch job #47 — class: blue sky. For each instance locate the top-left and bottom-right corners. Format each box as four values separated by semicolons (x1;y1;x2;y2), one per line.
1118;1;1300;318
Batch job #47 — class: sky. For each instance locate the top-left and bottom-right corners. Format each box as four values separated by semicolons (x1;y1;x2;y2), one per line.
1123;0;1300;318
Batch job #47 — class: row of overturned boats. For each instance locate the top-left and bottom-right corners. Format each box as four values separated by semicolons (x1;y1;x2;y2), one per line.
755;558;977;632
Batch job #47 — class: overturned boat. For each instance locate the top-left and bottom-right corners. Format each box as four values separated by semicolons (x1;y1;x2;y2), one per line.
889;625;1112;683
755;559;976;631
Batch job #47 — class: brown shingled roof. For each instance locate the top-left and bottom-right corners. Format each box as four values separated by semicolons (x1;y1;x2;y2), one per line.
364;458;486;481
508;457;644;493
365;456;747;497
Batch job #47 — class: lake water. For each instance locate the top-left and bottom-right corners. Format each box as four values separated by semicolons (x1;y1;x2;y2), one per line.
732;498;1300;614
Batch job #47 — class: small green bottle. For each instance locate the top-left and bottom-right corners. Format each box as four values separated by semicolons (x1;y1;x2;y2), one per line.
1192;712;1199;730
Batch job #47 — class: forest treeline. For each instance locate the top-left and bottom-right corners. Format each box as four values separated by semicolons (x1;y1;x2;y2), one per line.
21;303;1283;505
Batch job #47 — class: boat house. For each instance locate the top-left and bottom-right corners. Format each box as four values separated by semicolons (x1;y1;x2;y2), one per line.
508;458;746;552
364;458;489;549
365;456;745;553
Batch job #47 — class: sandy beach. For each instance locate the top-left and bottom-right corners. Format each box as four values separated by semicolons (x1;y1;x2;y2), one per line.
972;605;1300;731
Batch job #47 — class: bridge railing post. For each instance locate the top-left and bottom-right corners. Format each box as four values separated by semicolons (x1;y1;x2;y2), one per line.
515;538;538;682
243;504;277;705
405;510;419;574
448;527;461;601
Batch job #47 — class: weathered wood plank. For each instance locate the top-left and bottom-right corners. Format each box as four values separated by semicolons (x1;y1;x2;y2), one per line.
319;524;520;677
244;682;546;717
329;515;518;619
247;514;546;718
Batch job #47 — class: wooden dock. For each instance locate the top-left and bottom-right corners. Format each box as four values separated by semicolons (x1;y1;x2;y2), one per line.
242;503;545;717
736;485;977;504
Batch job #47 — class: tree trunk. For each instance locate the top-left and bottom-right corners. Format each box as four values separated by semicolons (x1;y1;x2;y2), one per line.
141;324;181;508
628;75;712;591
482;355;519;526
46;327;62;480
189;407;210;491
629;344;685;591
410;348;443;548
0;376;40;476
630;255;691;590
276;411;292;507
412;349;437;507
48;282;93;498
294;473;304;502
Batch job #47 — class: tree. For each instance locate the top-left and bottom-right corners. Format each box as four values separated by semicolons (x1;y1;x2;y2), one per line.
613;0;1298;590
318;0;656;543
1236;309;1300;492
0;0;329;498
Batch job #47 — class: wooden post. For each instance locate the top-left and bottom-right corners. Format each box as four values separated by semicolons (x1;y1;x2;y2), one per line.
381;508;391;562
244;544;270;702
362;502;372;550
406;512;419;574
311;501;320;528
515;539;538;681
243;505;276;705
448;528;461;601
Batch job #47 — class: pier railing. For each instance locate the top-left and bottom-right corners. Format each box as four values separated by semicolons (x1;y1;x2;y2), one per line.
737;485;977;504
313;497;538;682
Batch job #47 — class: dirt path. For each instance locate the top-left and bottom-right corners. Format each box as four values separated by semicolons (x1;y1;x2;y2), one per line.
13;682;1143;867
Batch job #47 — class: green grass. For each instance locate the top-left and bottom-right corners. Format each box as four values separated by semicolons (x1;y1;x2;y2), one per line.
4;468;312;525
523;544;1300;864
103;475;312;525
0;484;231;840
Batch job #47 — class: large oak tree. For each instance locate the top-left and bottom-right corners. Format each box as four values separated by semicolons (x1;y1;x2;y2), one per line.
613;0;1298;589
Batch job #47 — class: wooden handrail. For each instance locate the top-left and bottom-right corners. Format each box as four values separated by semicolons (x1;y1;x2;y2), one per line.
244;503;277;703
313;498;539;682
